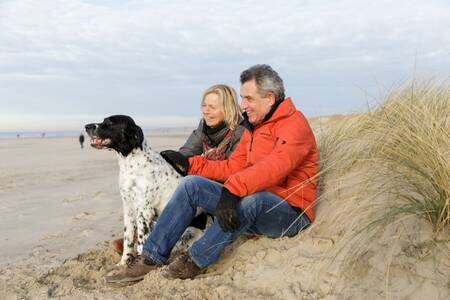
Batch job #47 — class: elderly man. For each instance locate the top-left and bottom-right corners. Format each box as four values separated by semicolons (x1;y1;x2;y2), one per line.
106;64;319;283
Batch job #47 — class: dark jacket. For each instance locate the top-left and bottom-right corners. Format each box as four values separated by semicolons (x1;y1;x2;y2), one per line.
179;119;244;159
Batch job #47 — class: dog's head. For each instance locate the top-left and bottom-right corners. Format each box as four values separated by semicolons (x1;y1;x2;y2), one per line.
85;115;144;156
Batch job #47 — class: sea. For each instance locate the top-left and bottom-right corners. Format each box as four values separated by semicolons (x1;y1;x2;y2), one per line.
0;131;80;139
0;127;195;139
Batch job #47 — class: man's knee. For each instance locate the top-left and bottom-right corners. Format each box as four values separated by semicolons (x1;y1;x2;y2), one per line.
238;193;262;219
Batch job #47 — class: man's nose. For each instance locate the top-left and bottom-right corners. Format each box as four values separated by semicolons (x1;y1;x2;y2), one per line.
240;99;248;111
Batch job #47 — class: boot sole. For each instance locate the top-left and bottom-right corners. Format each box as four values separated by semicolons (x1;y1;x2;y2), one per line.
105;274;146;284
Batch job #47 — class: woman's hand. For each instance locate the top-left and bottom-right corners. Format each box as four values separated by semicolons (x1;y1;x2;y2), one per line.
160;150;189;176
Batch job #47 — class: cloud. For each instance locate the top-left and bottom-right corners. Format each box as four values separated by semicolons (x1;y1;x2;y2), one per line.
0;0;449;130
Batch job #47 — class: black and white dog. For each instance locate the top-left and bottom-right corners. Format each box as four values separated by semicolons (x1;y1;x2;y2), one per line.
85;115;204;265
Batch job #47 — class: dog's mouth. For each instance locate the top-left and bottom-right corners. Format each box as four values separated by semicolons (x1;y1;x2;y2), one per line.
90;137;112;149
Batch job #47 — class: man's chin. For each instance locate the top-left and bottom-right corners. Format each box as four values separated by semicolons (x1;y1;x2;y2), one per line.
248;117;260;125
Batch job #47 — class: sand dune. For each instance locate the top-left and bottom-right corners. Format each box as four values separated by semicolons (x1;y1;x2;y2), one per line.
1;118;449;299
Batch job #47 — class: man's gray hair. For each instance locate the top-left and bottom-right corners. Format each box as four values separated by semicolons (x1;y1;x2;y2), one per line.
240;64;285;102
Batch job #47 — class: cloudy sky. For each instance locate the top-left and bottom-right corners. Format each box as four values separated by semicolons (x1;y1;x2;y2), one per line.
0;0;449;131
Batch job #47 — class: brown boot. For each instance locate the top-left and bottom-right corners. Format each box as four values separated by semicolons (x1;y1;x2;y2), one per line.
163;253;202;280
111;238;124;255
105;255;161;283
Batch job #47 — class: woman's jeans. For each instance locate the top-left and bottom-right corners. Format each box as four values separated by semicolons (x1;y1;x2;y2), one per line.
142;175;310;269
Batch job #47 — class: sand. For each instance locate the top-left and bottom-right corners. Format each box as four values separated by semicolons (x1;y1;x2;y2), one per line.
0;130;449;300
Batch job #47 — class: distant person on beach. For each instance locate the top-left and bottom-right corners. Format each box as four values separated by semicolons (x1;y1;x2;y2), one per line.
79;133;85;149
110;84;245;254
106;64;319;283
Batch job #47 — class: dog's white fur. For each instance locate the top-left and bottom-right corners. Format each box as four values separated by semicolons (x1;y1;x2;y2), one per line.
117;139;181;265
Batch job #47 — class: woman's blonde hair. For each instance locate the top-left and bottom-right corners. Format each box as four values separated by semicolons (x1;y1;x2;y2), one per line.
201;84;242;130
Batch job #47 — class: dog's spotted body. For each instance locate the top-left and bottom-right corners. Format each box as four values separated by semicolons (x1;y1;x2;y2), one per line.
85;115;189;265
116;140;181;265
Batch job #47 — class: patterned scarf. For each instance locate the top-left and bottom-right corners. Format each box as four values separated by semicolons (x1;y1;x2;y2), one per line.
202;129;234;160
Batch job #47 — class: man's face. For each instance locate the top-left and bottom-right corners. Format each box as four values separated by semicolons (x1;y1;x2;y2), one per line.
240;80;275;125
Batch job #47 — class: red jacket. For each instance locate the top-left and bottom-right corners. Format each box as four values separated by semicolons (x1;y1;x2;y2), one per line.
188;98;319;221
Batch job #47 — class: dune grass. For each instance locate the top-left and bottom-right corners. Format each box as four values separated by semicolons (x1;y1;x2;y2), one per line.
361;82;450;236
307;81;450;271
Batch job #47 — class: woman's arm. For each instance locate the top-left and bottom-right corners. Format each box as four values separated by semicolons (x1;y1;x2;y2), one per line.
179;120;204;157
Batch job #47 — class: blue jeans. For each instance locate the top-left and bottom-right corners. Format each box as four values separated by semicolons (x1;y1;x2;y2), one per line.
142;176;310;269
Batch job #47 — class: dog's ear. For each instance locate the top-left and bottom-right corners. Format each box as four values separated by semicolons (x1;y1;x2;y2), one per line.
126;124;144;150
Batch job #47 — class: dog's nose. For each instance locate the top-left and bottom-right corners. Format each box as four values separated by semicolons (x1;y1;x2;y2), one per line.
85;123;96;131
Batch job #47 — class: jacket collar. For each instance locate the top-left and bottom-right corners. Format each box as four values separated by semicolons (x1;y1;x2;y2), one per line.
242;97;296;131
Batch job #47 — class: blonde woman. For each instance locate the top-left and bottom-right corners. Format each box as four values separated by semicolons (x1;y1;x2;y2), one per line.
179;84;244;160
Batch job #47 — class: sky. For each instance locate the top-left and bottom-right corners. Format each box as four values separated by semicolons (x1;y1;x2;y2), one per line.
0;0;449;131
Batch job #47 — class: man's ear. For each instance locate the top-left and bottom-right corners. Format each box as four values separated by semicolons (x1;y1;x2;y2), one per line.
267;92;276;105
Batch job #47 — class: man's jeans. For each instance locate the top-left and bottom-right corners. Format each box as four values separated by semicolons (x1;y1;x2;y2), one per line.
142;176;310;269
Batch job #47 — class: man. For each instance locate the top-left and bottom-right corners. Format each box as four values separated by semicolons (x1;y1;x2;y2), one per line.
106;64;319;283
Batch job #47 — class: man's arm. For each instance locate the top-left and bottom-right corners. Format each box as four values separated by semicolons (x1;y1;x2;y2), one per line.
188;130;250;181
225;115;315;197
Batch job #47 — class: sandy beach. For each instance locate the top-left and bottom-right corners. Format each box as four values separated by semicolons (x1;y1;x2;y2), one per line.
0;122;449;299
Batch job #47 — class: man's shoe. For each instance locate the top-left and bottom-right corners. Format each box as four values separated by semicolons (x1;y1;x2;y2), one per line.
163;253;202;280
105;255;160;283
111;238;124;255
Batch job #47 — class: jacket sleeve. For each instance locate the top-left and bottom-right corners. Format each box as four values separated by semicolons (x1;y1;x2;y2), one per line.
179;120;204;157
188;130;249;182
224;116;315;197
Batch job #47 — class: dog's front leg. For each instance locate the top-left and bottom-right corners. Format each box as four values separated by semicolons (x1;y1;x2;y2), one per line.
136;208;156;255
119;205;137;266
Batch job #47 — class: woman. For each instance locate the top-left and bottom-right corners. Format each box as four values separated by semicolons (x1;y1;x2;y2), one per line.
179;84;244;160
111;84;244;255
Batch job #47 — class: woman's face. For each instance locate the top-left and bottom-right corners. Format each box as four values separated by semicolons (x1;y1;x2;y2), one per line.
202;93;225;128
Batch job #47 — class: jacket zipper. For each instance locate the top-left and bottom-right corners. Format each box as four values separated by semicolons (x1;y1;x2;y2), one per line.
248;131;255;164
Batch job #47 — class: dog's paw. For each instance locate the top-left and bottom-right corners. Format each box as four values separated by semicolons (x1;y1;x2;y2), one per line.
118;253;136;266
116;259;127;266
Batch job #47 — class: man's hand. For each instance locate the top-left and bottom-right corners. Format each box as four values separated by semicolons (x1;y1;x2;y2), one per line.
216;187;241;232
160;150;189;176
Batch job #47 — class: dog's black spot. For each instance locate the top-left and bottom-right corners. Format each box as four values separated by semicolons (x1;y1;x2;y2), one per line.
143;224;149;235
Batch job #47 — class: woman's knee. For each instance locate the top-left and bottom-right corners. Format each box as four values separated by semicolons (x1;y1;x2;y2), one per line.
179;175;205;191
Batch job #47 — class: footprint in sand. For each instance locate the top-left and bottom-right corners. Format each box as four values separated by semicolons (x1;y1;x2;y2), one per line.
311;236;334;252
72;212;96;222
92;191;105;200
80;229;94;237
41;233;65;241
